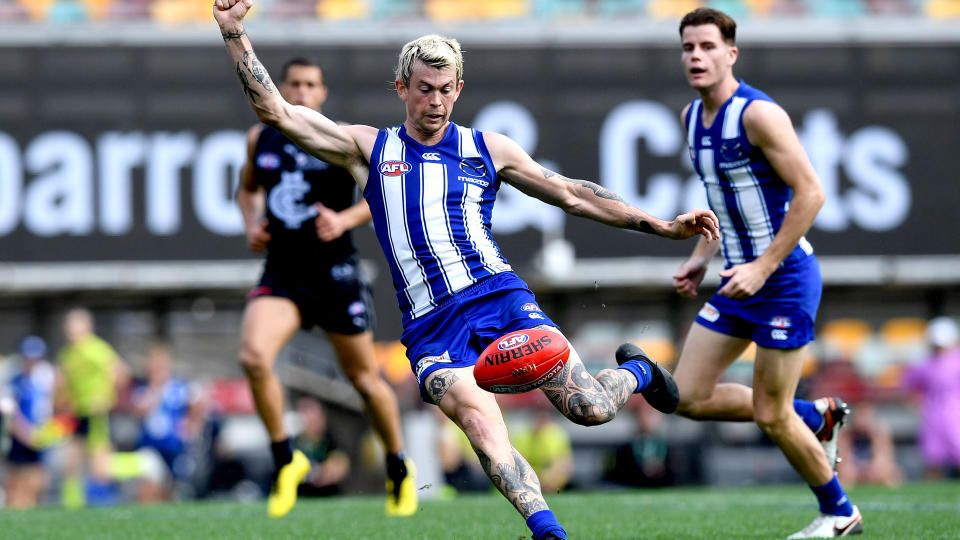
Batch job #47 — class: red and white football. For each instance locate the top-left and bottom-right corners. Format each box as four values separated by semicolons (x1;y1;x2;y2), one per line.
473;328;569;394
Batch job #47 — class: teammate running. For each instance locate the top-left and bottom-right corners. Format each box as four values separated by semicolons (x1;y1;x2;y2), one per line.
670;8;861;538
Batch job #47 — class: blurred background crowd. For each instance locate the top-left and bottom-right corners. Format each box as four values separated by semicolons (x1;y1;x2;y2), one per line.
1;0;959;23
1;0;959;511
2;307;958;508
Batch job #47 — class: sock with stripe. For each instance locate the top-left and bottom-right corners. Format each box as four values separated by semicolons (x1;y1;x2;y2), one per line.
810;474;854;516
617;360;653;393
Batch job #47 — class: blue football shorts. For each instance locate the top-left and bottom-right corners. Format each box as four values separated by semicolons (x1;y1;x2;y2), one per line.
695;254;822;349
401;271;559;403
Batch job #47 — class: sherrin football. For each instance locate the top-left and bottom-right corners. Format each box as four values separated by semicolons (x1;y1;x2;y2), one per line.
474;328;569;394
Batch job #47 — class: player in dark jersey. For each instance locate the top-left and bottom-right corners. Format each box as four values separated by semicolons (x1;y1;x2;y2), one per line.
236;57;415;518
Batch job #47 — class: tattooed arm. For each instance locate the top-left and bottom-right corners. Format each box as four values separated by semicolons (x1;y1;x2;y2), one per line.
483;131;719;240
213;0;374;179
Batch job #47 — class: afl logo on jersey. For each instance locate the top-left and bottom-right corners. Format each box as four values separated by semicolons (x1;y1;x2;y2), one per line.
380;161;411;176
459;158;486;178
256;153;282;170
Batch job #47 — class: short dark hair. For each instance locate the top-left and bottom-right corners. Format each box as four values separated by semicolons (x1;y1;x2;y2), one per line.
280;56;323;83
679;8;737;45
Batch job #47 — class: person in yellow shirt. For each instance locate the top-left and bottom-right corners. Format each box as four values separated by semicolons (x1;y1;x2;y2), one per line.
56;307;129;508
512;410;573;493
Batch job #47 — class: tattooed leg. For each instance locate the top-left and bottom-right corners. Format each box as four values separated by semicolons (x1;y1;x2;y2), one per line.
537;334;635;425
475;447;548;519
424;368;460;406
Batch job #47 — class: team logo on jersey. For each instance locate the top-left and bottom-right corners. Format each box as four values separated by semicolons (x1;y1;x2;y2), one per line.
498;333;529;350
422;152;441;161
380;160;411;176
720;140;746;162
256;153;282;170
770;316;792;329
698;302;720;323
520;303;540;312
267;170;318;229
459;158;486;178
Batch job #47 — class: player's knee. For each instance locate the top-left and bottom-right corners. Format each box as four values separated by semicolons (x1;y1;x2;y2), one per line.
343;368;378;397
753;406;791;436
239;341;273;378
457;405;505;451
674;392;709;420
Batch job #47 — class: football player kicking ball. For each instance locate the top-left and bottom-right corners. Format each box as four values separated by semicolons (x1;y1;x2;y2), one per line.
672;8;861;538
214;2;719;538
236;57;415;517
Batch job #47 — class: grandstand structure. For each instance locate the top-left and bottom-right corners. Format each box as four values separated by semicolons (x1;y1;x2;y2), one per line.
1;0;959;491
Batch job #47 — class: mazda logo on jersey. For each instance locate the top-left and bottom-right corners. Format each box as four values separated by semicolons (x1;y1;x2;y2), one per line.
380;160;411;176
459;158;486;177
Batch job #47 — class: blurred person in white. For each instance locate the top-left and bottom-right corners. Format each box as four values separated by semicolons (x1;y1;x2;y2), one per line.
292;396;351;497
3;336;56;508
131;342;206;501
235;53;415;519
902;317;960;480
670;8;862;538
213;2;719;538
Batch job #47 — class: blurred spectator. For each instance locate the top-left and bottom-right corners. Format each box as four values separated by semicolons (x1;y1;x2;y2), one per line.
511;410;573;493
293;397;351;497
835;403;903;487
605;403;672;488
130;342;205;501
902;317;960;480
56;307;130;508
3;336;57;508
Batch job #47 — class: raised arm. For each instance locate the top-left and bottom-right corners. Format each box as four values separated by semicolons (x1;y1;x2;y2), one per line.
483;131;719;241
213;0;372;174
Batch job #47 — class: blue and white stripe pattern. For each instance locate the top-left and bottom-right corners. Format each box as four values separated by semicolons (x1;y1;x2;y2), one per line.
365;123;511;323
685;81;813;268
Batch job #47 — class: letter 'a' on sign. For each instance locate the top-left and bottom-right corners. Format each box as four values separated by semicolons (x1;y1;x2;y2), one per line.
473;328;570;394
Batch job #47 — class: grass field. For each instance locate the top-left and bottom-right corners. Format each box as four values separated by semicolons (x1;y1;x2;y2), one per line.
4;482;959;539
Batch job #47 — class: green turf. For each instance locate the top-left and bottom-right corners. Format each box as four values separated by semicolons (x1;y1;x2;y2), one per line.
4;482;959;539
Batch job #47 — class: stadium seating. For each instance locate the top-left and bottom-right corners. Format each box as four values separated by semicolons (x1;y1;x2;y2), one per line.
3;0;952;22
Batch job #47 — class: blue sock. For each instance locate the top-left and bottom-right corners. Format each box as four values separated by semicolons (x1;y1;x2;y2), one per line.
794;399;822;433
810;474;854;516
617;360;653;393
526;510;567;540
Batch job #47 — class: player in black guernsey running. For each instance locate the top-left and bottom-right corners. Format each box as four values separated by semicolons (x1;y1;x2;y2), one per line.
235;57;416;518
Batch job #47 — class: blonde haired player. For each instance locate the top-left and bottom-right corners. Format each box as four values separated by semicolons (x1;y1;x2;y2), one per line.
214;3;719;537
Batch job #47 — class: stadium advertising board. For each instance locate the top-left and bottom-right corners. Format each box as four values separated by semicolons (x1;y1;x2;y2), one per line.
1;44;957;264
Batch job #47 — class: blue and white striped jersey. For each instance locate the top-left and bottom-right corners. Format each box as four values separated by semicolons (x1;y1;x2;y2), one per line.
365;123;512;323
685;81;813;268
